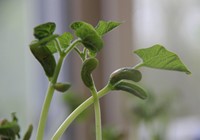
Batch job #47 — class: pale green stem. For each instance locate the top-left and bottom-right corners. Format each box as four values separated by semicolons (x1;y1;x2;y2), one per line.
51;84;112;140
36;56;64;140
36;39;81;140
90;85;102;140
132;62;143;70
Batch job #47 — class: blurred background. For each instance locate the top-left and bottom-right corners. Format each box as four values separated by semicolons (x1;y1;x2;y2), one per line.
0;0;200;140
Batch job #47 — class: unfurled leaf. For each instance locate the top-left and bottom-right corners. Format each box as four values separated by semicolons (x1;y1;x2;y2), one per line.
71;21;103;53
57;32;73;49
23;124;33;140
95;20;121;36
54;82;71;92
81;58;99;88
134;44;191;74
113;80;147;99
109;67;142;85
34;22;56;40
30;45;56;78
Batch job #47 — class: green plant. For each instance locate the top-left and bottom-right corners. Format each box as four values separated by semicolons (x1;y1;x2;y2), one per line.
29;20;190;140
0;113;33;140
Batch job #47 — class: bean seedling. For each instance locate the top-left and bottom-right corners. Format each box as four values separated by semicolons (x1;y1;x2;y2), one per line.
1;20;191;140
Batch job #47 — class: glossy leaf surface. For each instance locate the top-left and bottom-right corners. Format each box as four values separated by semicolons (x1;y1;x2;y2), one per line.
109;67;142;85
134;44;191;74
113;80;147;99
71;21;103;53
95;20;121;36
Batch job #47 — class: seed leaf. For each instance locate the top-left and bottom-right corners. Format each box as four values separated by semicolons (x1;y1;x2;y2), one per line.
81;58;99;88
134;44;191;74
54;82;71;92
109;67;142;85
113;80;147;99
71;21;103;53
95;20;121;36
34;22;56;40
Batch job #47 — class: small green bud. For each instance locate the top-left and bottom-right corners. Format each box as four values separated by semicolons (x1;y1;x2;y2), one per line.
54;83;71;92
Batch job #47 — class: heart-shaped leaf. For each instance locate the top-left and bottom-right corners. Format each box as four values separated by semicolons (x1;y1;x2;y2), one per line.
113;80;147;99
71;21;103;53
34;22;56;40
81;58;99;88
134;44;191;74
109;67;142;85
95;20;121;36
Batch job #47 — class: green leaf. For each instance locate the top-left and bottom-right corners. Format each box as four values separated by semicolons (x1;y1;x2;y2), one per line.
45;33;73;53
95;20;121;36
134;44;191;74
113;80;147;99
30;34;59;47
45;41;57;54
81;58;99;88
34;22;56;40
71;21;103;53
23;124;33;140
57;32;73;49
30;45;56;78
109;67;142;85
30;34;59;54
54;82;71;92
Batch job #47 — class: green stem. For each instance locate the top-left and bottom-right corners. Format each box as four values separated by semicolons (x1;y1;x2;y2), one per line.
64;38;82;56
91;86;102;140
132;62;143;70
36;56;64;140
36;38;82;140
51;84;112;140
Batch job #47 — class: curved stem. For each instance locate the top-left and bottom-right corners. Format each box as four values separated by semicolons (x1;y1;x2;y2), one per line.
132;62;143;70
51;84;112;140
54;38;62;55
64;38;82;56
